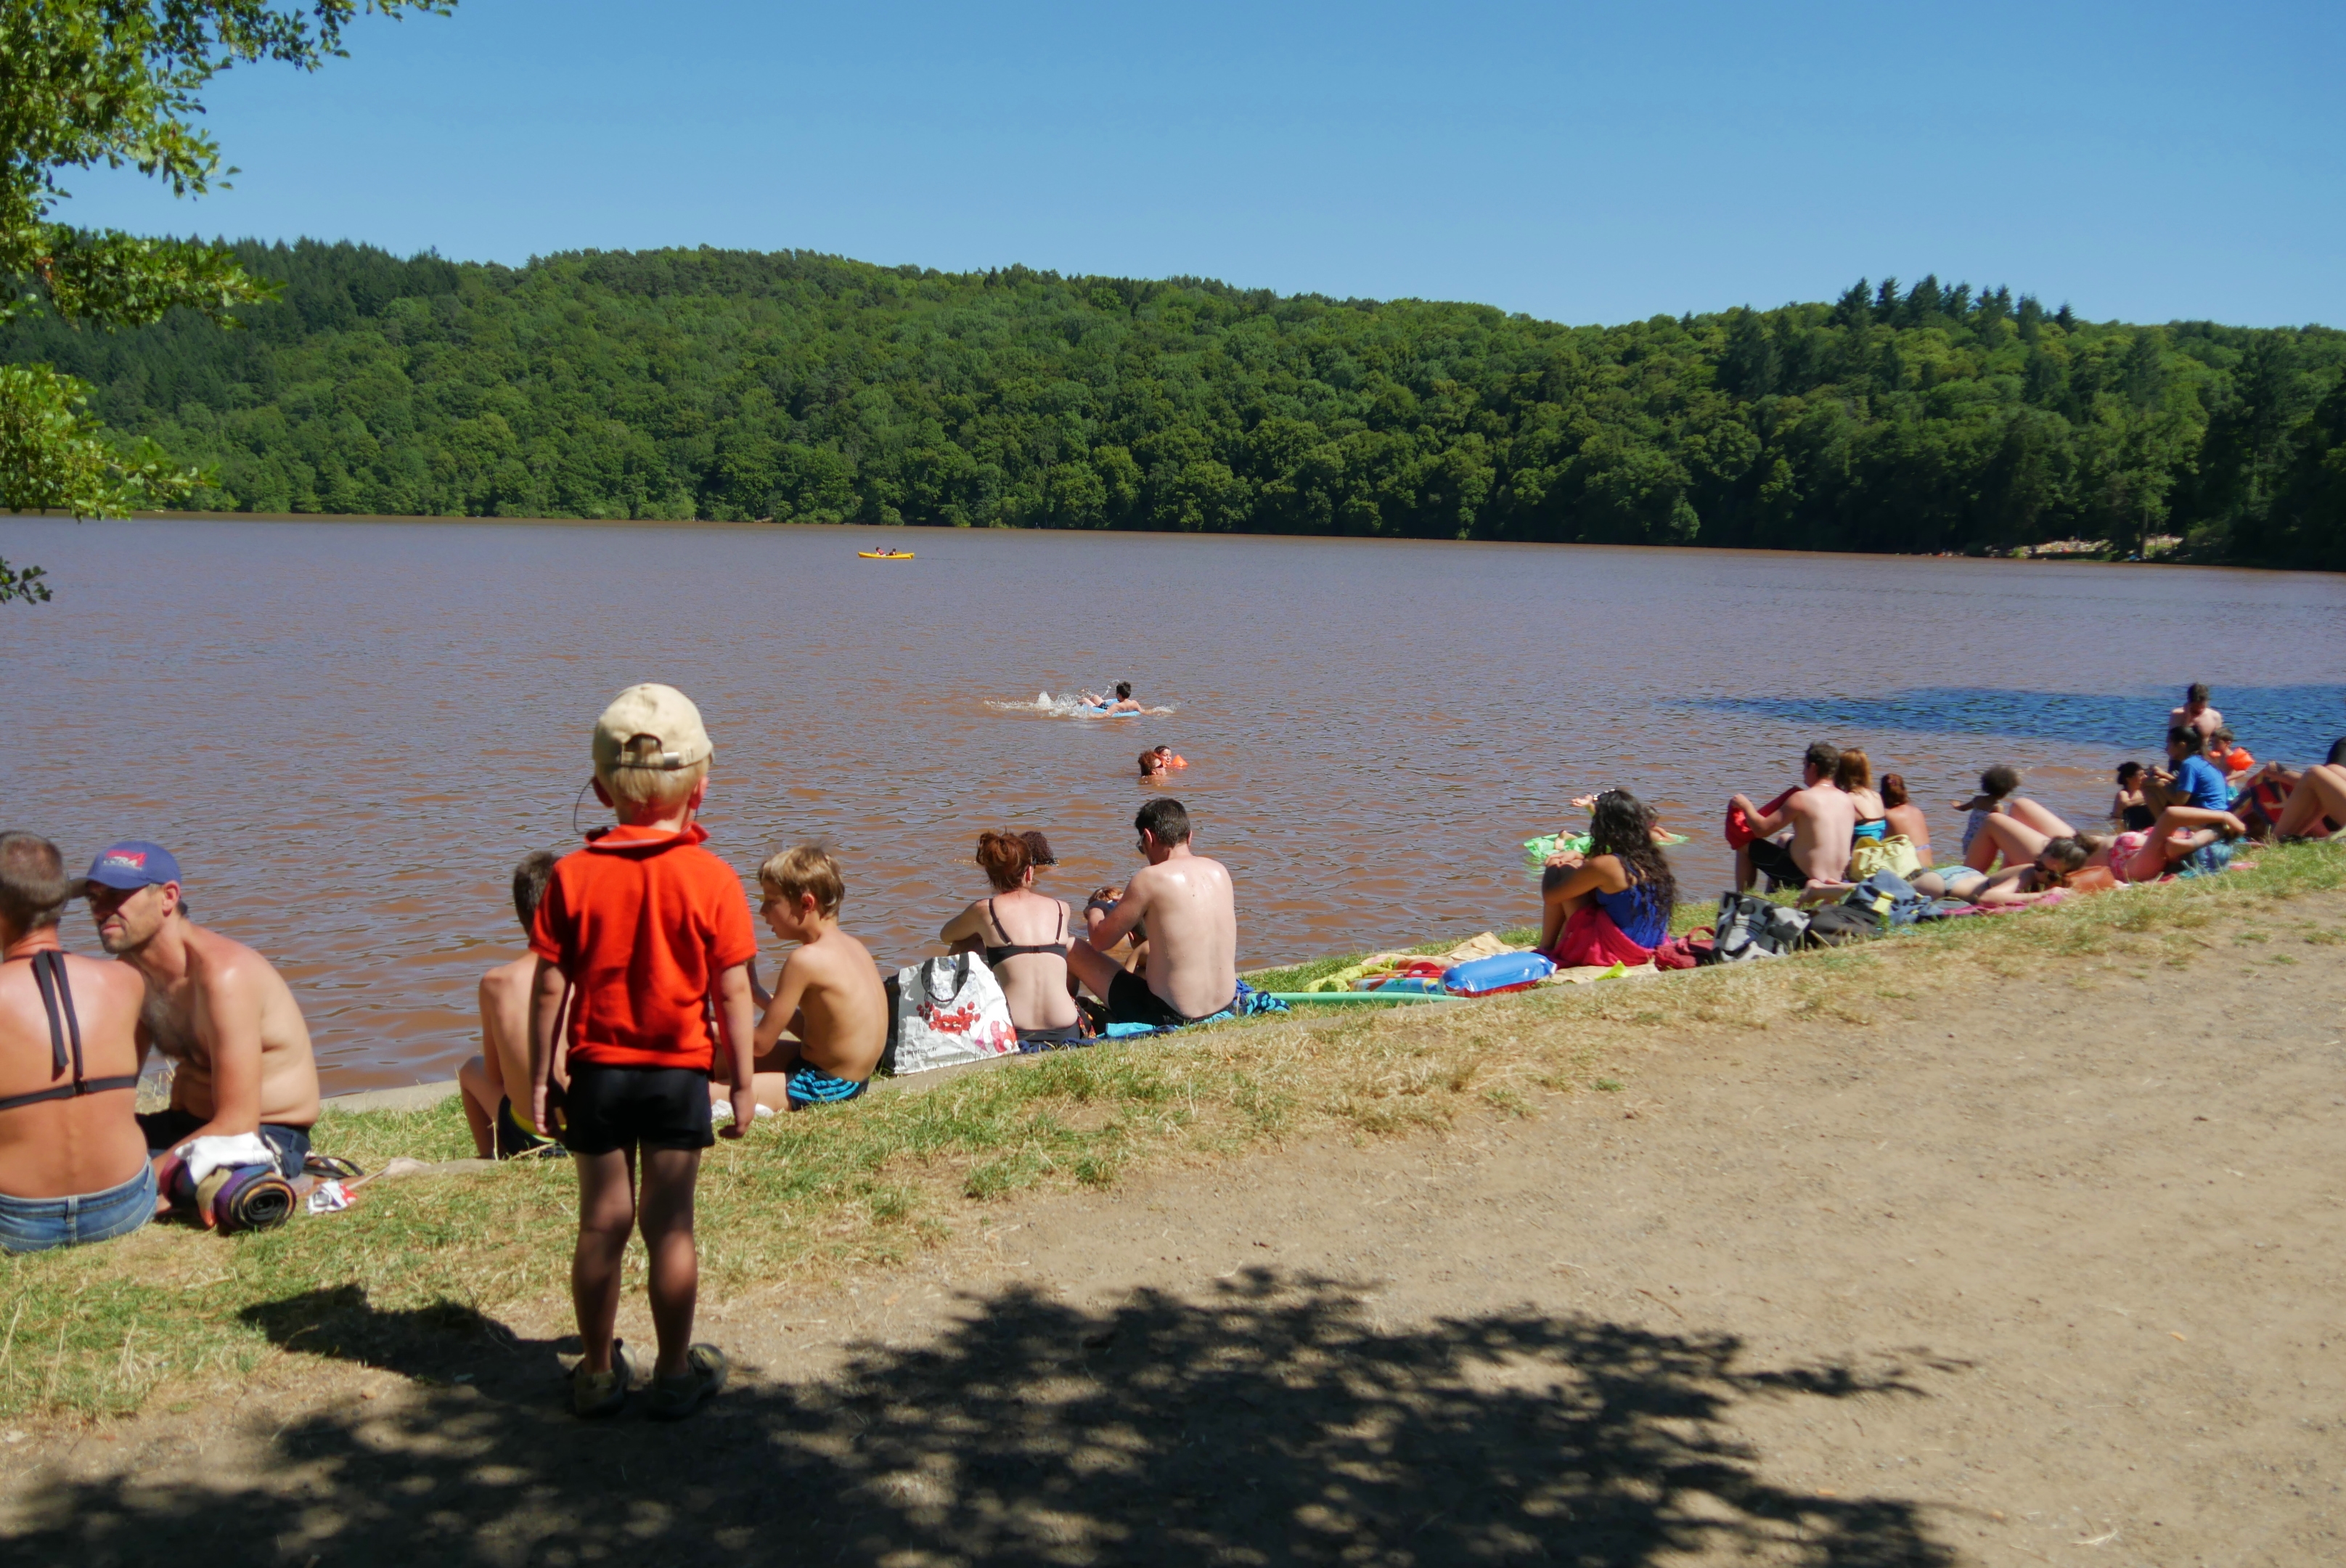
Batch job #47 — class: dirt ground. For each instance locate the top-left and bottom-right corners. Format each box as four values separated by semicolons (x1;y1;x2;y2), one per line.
4;899;2342;1567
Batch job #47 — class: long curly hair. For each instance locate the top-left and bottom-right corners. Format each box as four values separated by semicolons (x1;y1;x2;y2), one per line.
1586;789;1677;920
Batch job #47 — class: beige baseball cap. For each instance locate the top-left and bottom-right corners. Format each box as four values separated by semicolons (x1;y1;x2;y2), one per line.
592;683;713;773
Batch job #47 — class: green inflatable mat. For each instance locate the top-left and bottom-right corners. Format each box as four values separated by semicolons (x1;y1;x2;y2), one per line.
1523;830;1690;862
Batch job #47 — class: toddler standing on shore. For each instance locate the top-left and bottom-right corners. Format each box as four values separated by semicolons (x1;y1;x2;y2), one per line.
528;683;757;1419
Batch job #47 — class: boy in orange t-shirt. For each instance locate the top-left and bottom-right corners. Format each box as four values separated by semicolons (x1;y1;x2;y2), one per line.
528;683;757;1420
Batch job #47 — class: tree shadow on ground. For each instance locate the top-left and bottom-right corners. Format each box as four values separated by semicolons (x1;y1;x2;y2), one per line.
11;1270;1959;1567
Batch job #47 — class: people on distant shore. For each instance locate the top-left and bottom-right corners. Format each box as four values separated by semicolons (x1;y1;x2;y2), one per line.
2169;682;2223;743
1728;741;1855;890
939;831;1082;1048
0;833;153;1254
1538;790;1677;967
528;684;752;1420
458;851;562;1160
1067;799;1238;1029
748;846;887;1109
83;841;322;1182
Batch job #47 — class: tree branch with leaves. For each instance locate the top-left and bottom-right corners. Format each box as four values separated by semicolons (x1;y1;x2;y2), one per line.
0;0;453;601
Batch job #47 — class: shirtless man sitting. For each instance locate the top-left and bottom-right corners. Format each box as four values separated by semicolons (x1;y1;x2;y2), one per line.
2168;682;2223;744
1066;799;1238;1028
82;842;322;1178
1084;682;1143;714
1727;741;1856;891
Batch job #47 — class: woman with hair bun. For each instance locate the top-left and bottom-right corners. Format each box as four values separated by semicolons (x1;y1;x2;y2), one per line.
939;830;1083;1048
1536;789;1677;968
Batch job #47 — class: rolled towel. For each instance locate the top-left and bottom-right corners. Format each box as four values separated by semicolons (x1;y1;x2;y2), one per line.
200;1164;296;1233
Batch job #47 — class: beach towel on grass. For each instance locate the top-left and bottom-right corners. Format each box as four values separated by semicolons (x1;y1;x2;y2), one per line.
1300;931;1519;992
1102;982;1289;1040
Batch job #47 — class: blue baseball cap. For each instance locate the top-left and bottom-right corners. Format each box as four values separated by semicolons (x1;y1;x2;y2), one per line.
85;841;183;891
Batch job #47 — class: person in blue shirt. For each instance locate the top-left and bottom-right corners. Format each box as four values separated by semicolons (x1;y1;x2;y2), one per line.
2166;726;2231;814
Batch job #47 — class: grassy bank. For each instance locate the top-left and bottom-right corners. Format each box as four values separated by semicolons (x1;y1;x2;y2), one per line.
4;845;2342;1421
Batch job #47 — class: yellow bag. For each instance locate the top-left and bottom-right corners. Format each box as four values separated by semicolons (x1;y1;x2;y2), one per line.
1848;833;1922;881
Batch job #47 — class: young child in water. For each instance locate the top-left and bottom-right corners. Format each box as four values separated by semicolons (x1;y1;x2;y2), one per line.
747;846;887;1110
2112;762;2154;830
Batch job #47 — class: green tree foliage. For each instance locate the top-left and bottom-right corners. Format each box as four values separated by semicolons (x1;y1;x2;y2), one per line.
8;246;2345;568
0;1;451;600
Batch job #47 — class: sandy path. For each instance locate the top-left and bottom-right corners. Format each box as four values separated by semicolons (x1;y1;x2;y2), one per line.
7;902;2342;1566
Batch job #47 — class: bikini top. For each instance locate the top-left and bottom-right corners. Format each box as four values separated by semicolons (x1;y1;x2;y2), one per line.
984;898;1069;968
0;950;140;1114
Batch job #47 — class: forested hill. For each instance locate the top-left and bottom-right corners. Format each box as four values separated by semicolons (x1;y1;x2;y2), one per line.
8;240;2344;567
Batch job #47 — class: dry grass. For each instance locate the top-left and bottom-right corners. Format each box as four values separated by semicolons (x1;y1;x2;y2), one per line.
4;842;2341;1421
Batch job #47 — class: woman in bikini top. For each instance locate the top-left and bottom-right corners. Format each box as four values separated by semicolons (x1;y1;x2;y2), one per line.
938;830;1082;1045
0;838;153;1241
1836;748;1889;842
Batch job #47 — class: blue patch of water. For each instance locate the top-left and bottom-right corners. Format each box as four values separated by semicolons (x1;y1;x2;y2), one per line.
1689;685;2346;763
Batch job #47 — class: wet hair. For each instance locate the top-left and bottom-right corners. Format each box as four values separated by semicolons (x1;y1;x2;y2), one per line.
1803;740;1841;777
1980;764;2020;798
1586;790;1677;920
599;733;708;814
1114;682;1132;701
2116;761;2143;785
2329;737;2346;767
0;833;70;932
1135;797;1191;846
1139;750;1164;776
2186;682;2210;703
1834;748;1873;793
1879;772;1910;809
974;830;1031;892
2209;724;2235;750
759;844;843;918
2166;725;2201;751
2037;836;2091;881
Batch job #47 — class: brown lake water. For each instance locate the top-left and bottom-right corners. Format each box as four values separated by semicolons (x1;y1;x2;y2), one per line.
5;517;2342;1093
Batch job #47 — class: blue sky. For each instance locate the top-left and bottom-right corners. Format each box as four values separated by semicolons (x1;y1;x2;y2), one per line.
54;0;2346;326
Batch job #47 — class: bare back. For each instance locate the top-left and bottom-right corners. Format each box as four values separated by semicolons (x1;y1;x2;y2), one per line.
1123;850;1238;1016
145;921;322;1130
0;952;150;1199
776;930;888;1082
1786;784;1857;883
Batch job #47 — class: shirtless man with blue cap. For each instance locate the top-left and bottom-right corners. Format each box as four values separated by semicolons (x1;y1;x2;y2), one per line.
83;842;321;1178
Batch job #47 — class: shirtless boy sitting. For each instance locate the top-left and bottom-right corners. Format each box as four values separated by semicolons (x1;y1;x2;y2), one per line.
83;841;322;1179
458;851;562;1159
1726;743;1856;891
745;846;887;1111
1067;799;1239;1028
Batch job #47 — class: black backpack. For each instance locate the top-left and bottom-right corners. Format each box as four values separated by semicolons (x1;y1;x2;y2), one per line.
1803;903;1883;947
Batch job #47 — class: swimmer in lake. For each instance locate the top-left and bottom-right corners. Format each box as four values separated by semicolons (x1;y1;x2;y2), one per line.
1082;682;1143;714
1140;750;1167;781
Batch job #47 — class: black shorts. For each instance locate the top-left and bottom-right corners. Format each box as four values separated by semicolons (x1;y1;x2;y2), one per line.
139;1108;313;1177
558;1063;713;1156
1105;968;1233;1030
1745;836;1802;890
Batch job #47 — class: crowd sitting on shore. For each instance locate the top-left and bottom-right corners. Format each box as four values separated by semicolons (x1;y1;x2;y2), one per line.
3;676;2337;1416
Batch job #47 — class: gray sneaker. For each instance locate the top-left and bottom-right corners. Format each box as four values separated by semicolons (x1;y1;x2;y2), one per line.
570;1339;639;1418
646;1344;727;1421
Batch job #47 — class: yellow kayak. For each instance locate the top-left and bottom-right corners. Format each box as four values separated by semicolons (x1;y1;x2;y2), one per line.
857;549;915;560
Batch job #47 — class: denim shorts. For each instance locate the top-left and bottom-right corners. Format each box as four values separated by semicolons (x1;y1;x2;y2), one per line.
0;1161;156;1254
